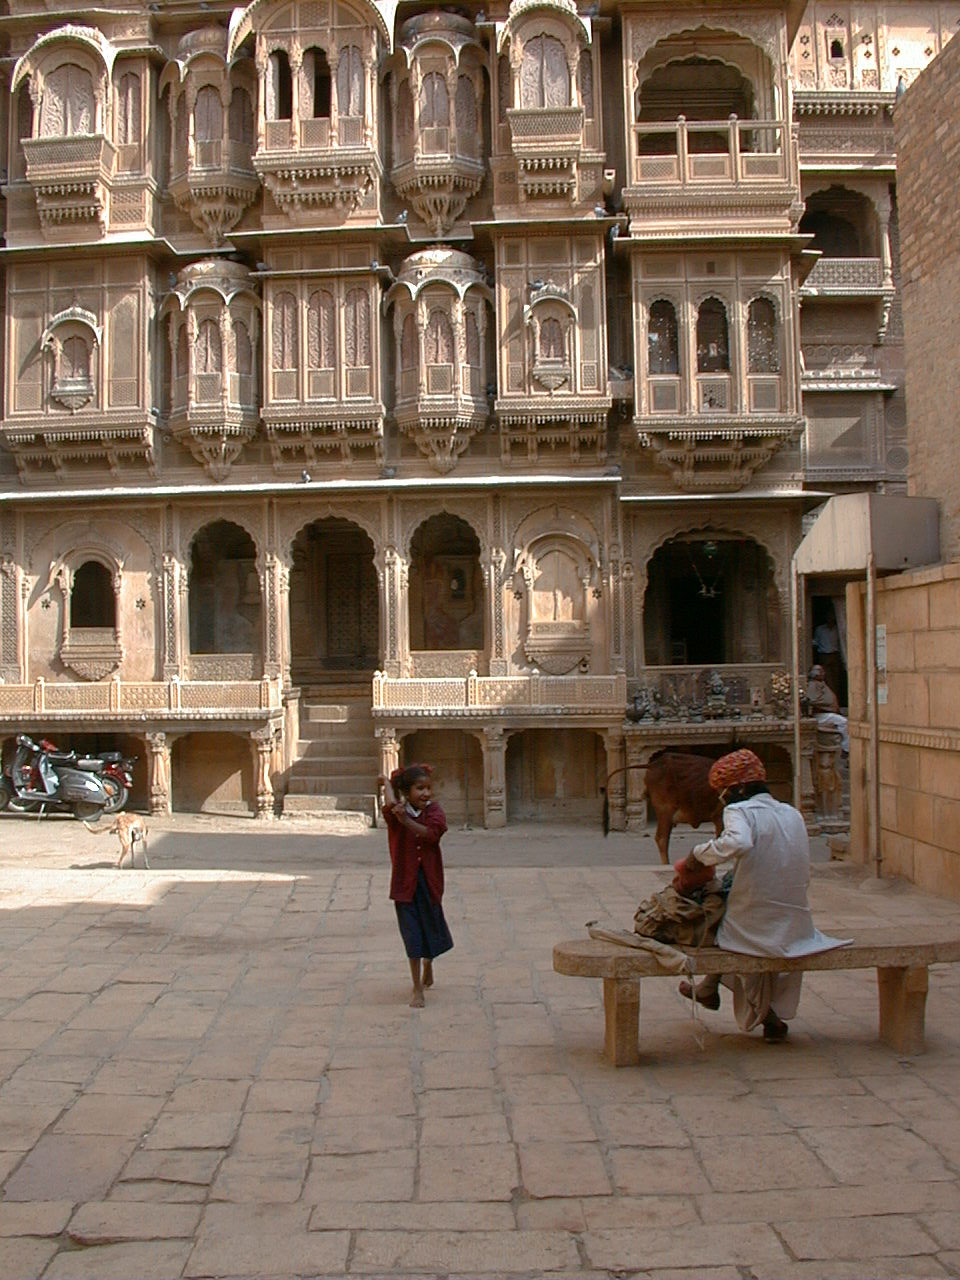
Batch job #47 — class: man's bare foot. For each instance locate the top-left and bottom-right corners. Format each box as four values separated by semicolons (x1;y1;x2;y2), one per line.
409;988;425;1008
422;960;434;988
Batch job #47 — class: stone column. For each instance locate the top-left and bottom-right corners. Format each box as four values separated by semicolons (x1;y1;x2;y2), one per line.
487;546;508;677
261;552;282;680
0;555;21;683
623;734;654;832
250;727;275;818
289;45;302;148
145;731;172;815
481;725;507;828
602;727;626;832
375;725;400;779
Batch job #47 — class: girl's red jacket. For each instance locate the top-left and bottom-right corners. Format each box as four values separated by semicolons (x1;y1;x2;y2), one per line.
382;801;448;904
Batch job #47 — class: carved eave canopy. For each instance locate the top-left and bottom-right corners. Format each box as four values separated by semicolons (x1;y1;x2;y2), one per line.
636;419;803;493
385;247;492;307
162;259;261;312
395;11;482;67
227;0;397;57
12;25;117;94
159;27;233;93
41;306;102;350
496;0;592;53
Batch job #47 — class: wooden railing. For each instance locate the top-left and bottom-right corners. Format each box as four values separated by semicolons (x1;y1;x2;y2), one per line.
632;118;788;187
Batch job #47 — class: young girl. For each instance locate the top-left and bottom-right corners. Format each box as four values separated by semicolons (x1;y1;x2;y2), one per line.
377;764;453;1007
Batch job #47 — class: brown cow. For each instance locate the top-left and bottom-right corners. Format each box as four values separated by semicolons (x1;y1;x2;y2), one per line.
604;752;724;864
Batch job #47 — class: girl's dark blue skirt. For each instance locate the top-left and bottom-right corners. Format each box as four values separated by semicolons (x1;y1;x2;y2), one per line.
395;868;453;960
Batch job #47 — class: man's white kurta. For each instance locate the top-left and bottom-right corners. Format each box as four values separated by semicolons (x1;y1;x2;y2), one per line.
693;793;849;960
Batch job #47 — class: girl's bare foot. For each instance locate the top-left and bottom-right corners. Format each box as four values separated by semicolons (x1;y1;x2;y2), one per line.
422;960;434;988
409;988;425;1008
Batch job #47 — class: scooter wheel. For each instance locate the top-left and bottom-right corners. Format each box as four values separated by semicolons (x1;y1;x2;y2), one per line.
101;777;127;815
73;802;104;822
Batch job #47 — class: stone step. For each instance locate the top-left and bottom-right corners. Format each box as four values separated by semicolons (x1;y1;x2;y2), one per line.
287;774;377;795
296;740;378;761
278;806;372;833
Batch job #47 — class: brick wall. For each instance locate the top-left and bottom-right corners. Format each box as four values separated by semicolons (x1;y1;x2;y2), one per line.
847;564;960;902
895;39;960;560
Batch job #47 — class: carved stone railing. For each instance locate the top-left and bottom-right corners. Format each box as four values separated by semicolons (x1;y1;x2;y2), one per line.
373;670;627;715
507;106;584;201
631;119;788;188
186;653;260;680
409;651;481;678
0;677;282;716
23;134;116;231
803;257;884;293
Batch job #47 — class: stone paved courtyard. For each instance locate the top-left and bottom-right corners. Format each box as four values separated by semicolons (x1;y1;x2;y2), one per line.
0;812;958;1279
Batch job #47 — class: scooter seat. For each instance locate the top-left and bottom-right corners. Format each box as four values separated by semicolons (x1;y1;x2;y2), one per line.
46;751;75;763
97;752;123;763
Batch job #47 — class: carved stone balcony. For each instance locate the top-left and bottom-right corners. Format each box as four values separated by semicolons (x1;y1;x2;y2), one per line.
167;400;260;482
636;418;803;492
254;119;381;221
22;135;116;235
395;363;488;473
169;139;259;244
801;257;888;296
391;149;485;237
372;669;627;717
507;106;584;201
794;92;896;168
624;117;798;236
1;415;156;479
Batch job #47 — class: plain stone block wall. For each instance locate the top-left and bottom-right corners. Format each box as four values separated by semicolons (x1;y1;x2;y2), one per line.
847;564;960;901
895;37;960;561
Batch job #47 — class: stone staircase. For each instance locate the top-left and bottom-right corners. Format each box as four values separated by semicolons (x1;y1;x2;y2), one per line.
281;685;379;830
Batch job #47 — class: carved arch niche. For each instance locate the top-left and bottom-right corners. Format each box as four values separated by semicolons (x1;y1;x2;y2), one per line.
50;545;124;680
513;506;601;673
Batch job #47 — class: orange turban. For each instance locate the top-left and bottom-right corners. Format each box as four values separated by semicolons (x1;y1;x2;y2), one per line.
708;749;766;792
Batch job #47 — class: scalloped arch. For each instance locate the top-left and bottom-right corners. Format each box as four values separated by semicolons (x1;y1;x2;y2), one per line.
402;502;488;560
12;25;116;93
285;509;381;563
636;520;787;613
227;0;396;59
181;513;263;562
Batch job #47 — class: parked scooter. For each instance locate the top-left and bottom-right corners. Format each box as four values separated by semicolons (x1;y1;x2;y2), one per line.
37;739;134;815
0;734;111;821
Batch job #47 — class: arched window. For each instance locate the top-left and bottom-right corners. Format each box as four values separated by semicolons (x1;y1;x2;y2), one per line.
344;289;370;367
195;319;222;374
455;76;477;138
520;35;570;108
117;72;141;144
40;63;95;137
266;50;293;120
175;326;189;379
233;320;252;375
648;300;679;375
194;86;223;143
540;316;564;360
71;561;115;628
305;47;331;117
307;290;335;368
174;96;188;174
497;54;511;122
420;72;449;128
400;314;417;371
396;80;414;156
747;298;780;373
61;334;90;383
13;83;33;178
228;87;254;144
273;292;297;369
696;298;729;373
424;310;454;364
577;52;593;118
466;311;481;366
337;46;364;117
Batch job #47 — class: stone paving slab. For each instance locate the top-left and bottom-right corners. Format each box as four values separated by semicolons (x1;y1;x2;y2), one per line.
0;816;956;1277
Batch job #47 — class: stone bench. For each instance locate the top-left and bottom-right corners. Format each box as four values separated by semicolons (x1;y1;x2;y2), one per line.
553;928;960;1066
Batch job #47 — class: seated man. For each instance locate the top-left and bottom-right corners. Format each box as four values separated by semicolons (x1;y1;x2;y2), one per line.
805;664;849;754
676;749;849;1042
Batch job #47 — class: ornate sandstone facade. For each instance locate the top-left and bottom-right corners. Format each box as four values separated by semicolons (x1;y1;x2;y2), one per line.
0;0;952;824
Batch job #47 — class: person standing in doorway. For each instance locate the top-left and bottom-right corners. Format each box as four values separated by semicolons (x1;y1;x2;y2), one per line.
812;605;844;703
378;764;453;1007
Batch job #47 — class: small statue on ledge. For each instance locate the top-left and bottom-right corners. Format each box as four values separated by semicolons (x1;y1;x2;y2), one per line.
626;686;661;722
703;669;729;719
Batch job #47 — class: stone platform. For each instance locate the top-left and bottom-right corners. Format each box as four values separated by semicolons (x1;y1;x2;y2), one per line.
0;812;957;1279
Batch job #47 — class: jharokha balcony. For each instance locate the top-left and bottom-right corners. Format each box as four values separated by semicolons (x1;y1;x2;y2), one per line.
624;116;798;234
507;105;585;201
22;134;115;233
